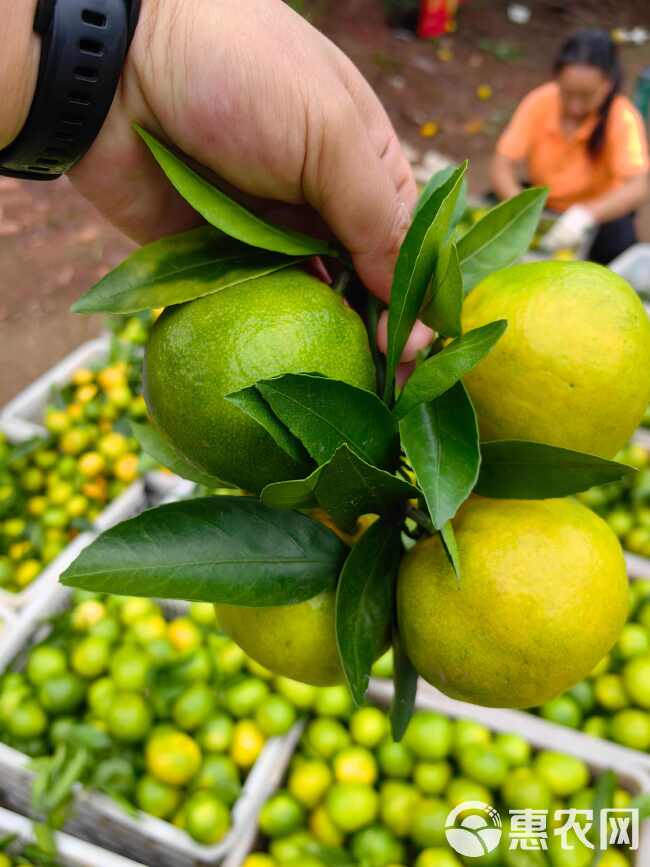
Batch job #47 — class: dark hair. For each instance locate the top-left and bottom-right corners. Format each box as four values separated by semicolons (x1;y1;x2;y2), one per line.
553;29;622;158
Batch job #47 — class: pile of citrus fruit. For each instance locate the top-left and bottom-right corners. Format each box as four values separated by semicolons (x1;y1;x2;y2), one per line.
536;578;650;752
106;311;156;348
0;840;60;867
244;702;633;867
0;354;147;594
0;592;302;845
578;443;650;559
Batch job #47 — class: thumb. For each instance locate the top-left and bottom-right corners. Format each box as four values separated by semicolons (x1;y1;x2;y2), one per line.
301;95;414;302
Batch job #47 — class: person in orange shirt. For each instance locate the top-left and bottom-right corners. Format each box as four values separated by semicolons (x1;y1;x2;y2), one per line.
491;29;649;263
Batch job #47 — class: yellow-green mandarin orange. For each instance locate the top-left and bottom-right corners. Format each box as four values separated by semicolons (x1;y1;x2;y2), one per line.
215;590;343;686
461;261;650;458
144;268;375;491
397;496;628;708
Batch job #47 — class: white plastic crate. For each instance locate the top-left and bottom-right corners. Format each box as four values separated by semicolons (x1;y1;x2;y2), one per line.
146;473;196;506
0;805;146;867
0;417;144;609
0;336;176;522
0;601;17;633
0;581;299;867
1;337;111;433
610;244;650;298
0;417;96;609
627;552;650;580
634;427;650;451
227;679;650;866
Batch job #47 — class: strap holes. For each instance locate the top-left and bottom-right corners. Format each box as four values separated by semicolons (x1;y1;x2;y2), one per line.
74;66;98;83
81;9;107;27
79;38;104;56
68;91;92;107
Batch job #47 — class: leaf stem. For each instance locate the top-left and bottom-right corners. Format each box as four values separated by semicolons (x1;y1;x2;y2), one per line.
332;270;351;296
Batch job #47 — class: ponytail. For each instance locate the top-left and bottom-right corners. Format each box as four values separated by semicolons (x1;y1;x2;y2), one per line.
553;29;622;159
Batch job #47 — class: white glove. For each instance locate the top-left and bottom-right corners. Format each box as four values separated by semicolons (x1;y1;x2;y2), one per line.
539;205;596;252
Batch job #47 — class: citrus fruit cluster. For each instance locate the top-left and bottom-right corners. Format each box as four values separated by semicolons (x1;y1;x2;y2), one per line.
64;135;650;723
245;702;633;867
578;443;650;558
0;592;305;846
536;578;650;752
0;356;147;593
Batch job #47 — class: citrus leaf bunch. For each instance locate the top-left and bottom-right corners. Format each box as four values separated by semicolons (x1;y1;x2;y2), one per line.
62;128;634;736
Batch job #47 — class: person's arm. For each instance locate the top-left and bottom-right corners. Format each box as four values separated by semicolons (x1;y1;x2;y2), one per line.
0;0;39;148
584;173;649;223
0;0;431;368
490;87;543;202
0;0;418;310
490;152;523;201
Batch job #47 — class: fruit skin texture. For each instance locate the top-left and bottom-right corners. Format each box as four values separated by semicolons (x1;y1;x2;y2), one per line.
397;496;628;708
144;268;375;491
215;590;342;686
461;261;650;458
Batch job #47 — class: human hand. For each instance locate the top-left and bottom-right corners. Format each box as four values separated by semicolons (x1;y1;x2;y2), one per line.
66;0;418;306
539;205;596;252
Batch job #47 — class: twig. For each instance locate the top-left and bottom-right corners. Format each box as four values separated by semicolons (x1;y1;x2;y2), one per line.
332;270;351;296
406;505;435;534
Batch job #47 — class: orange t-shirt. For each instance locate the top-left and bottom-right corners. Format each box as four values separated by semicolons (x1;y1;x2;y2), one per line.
497;82;649;211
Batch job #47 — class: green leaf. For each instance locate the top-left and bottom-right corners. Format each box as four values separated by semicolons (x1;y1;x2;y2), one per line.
475;440;635;499
399;383;480;529
457;187;547;292
415;165;467;230
136;125;334;257
589;770;616;859
384;163;468;402
629;793;650;820
336;519;402;705
60;497;346;605
314;445;420;531
390;628;418;741
394;321;507;419
421;242;463;337
225;386;312;468
366;293;387;398
255;373;399;469
129;420;231;488
261;465;322;510
72;226;304;314
440;521;461;580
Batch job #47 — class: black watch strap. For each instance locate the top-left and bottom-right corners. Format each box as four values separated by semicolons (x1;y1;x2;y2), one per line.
0;0;139;181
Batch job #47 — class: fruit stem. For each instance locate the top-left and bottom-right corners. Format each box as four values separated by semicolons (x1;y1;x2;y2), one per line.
332;270;351;296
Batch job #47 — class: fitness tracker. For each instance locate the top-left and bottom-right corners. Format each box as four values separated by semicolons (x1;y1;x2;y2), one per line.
0;0;140;181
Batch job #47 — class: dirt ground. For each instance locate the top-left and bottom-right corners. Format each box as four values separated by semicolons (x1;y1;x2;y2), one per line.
2;0;650;405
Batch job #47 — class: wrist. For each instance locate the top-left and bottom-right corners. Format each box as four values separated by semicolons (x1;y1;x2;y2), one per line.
0;0;40;148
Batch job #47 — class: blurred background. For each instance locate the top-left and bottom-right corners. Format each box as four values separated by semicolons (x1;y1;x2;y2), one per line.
1;0;650;402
